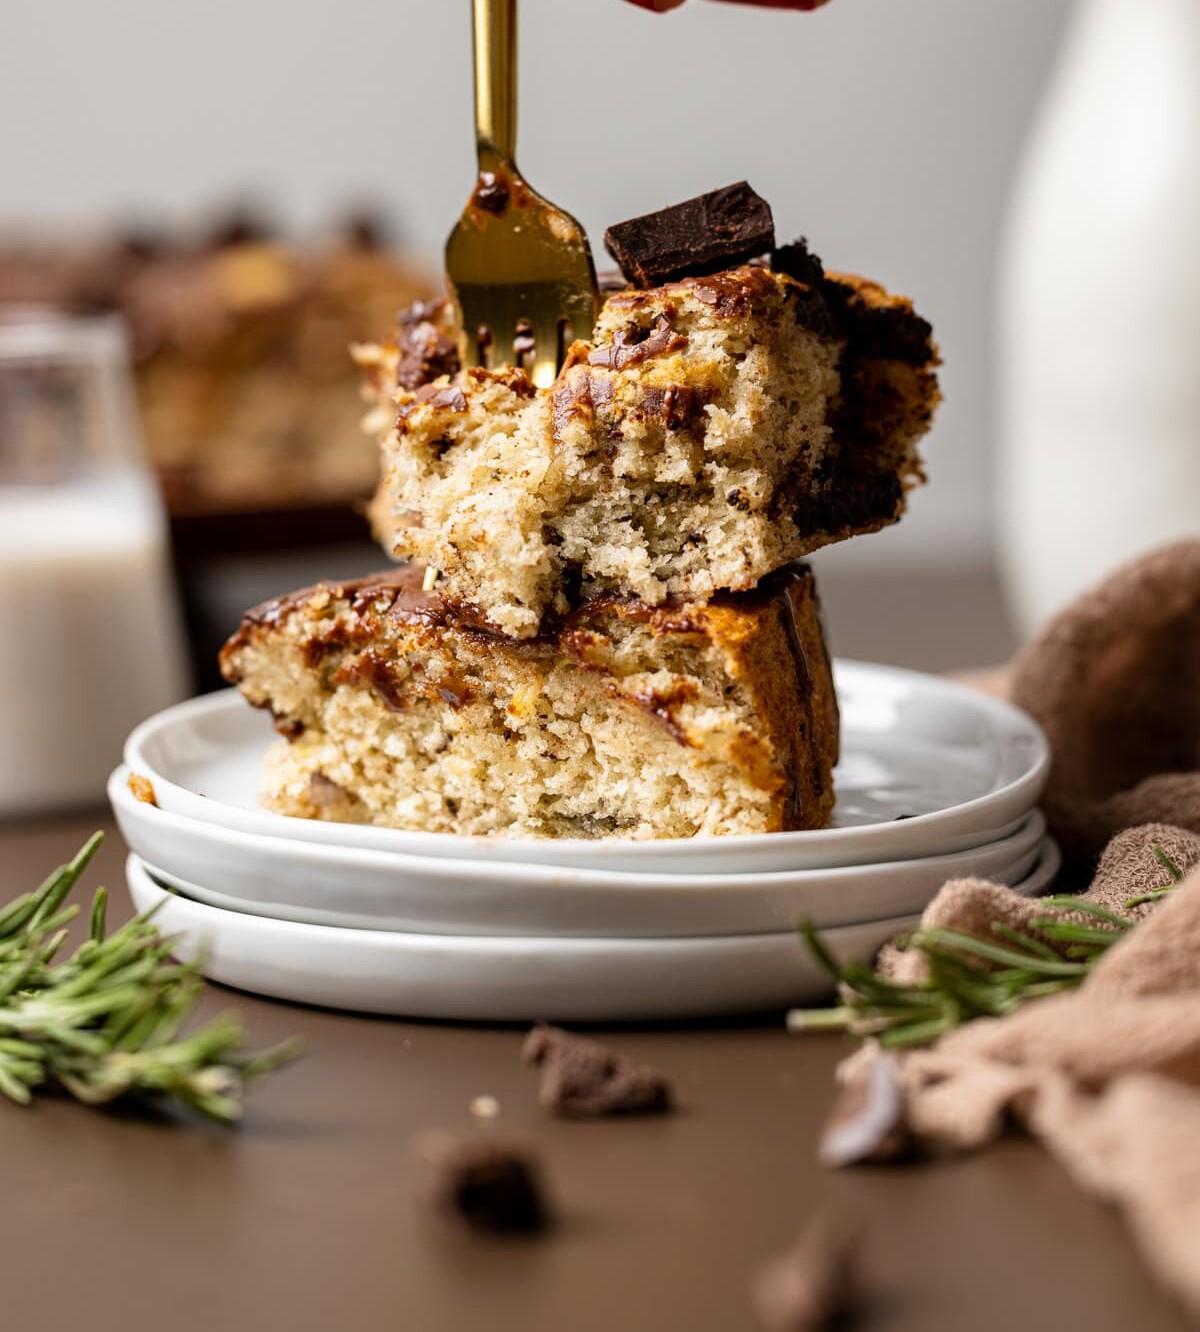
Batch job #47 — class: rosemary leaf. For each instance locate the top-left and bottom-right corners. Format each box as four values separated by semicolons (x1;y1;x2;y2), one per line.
916;928;1090;976
990;923;1062;962
89;888;108;943
1151;845;1185;883
1032;920;1127;947
789;861;1187;1050
879;1013;959;1048
1125;886;1177;910
0;833;300;1124
1037;896;1133;927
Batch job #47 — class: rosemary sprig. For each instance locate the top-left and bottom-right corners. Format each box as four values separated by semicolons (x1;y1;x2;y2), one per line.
789;845;1186;1049
0;833;299;1122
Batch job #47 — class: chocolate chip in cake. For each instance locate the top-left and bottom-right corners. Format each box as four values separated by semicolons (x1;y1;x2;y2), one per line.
769;237;826;290
820;275;935;366
604;182;776;288
522;1024;674;1118
416;1132;551;1235
394;300;460;392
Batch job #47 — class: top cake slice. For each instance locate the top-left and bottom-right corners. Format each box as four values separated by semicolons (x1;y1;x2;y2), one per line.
358;245;939;639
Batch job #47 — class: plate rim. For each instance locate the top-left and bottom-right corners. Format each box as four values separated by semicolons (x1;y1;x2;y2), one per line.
131;835;1060;936
110;763;1047;892
125;852;921;952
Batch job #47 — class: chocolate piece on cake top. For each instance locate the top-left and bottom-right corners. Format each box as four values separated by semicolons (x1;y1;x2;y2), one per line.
604;182;776;287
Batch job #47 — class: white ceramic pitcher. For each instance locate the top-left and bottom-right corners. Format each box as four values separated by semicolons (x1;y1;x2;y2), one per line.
997;0;1200;636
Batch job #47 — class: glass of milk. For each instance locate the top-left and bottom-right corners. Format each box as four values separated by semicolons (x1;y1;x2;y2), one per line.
0;308;189;815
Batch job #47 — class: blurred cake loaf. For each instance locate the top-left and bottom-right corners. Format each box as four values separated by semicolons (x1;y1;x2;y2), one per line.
359;211;938;638
0;212;432;515
219;563;838;839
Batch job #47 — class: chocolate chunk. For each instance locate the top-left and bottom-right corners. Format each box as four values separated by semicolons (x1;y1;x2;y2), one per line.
416;1132;550;1235
394;300;460;392
604;182;776;288
267;705;305;741
821;276;934;365
424;386;468;412
769;237;826;290
522;1024;673;1118
305;772;349;809
587;314;687;370
818;1052;914;1167
397;382;469;421
472;171;510;216
750;1214;861;1332
642;383;706;431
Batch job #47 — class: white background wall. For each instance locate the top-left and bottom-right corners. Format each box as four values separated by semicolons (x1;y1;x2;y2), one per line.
0;0;1073;567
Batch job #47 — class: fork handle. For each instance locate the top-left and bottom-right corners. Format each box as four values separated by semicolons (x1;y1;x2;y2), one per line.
471;0;517;168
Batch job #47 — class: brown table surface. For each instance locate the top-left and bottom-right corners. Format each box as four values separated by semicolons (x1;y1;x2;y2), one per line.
0;567;1187;1332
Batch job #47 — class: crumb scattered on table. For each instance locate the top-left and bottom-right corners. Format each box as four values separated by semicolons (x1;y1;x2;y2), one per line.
415;1131;550;1236
522;1023;674;1118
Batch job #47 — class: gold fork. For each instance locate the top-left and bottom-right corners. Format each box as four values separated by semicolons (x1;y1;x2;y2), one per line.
445;0;599;389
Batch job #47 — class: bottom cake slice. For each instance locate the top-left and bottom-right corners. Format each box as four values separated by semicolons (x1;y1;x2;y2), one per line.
219;564;838;839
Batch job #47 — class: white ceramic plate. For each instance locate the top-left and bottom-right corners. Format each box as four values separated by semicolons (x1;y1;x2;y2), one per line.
123;661;1048;875
124;852;1051;1021
110;766;1050;937
139;835;1060;940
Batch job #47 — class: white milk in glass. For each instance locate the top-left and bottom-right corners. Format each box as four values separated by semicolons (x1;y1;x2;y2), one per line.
0;313;188;814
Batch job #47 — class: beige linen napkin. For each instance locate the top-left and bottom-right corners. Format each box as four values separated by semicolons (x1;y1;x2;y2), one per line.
1011;539;1200;871
829;825;1200;1313
815;542;1200;1313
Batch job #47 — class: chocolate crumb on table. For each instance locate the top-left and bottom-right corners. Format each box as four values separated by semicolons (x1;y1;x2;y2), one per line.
415;1132;550;1236
522;1024;674;1118
751;1214;861;1332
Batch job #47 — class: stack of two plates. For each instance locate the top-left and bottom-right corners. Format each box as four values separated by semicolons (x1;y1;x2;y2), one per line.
109;661;1054;1022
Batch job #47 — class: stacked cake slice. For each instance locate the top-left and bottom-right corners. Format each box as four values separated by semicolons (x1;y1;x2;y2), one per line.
220;564;838;838
221;185;940;840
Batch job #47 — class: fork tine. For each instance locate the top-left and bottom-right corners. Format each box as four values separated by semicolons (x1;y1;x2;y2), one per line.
449;255;597;383
454;289;494;370
530;310;564;389
447;0;597;386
